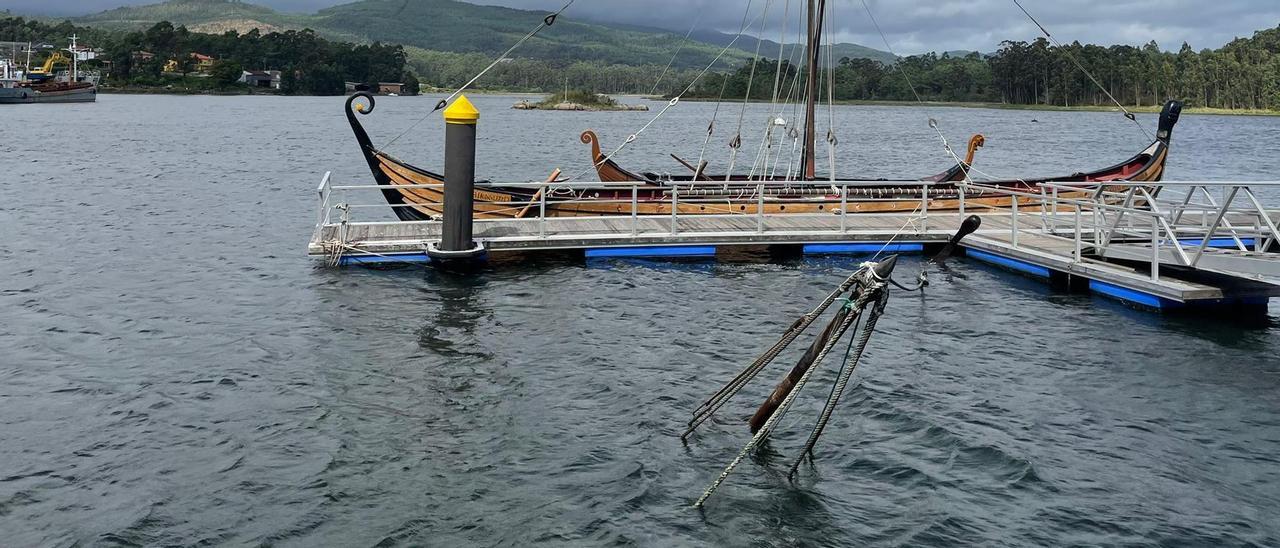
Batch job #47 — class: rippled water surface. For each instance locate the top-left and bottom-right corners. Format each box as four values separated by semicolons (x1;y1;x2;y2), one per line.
3;94;1280;546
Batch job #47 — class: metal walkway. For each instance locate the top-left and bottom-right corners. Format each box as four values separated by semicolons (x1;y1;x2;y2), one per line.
308;175;1280;310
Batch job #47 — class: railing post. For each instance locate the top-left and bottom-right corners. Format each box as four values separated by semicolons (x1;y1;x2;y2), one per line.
316;171;331;227
756;183;764;234
840;185;847;233
1074;205;1082;263
631;184;638;237
921;183;929;234
539;186;546;238
958;184;966;218
1010;195;1019;248
1052;186;1059;233
1151;215;1160;282
671;187;679;235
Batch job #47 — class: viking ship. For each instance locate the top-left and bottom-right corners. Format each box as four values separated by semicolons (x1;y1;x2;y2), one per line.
344;0;1182;222
347;92;1179;221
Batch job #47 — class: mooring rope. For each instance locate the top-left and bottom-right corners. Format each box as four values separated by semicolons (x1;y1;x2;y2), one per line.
382;0;577;150
1012;0;1154;141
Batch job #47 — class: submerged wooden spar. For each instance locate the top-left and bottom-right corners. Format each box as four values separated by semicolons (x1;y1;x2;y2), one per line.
346;92;1180;222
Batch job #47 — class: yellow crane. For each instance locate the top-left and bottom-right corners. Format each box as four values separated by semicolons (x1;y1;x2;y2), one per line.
28;51;70;81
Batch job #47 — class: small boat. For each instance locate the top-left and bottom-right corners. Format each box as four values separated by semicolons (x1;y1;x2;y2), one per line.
345;92;1180;222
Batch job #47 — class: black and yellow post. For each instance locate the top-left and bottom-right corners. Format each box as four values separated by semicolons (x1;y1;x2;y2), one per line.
427;95;486;262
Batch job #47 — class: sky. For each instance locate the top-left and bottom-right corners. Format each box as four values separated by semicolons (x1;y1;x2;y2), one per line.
5;0;1278;55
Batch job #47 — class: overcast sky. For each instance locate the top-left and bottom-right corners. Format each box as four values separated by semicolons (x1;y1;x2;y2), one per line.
6;0;1278;54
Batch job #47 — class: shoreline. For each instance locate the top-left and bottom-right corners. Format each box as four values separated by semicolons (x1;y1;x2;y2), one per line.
672;97;1280;117
91;87;1280;116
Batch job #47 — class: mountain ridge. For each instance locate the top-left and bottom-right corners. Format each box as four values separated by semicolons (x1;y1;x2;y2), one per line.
66;0;900;69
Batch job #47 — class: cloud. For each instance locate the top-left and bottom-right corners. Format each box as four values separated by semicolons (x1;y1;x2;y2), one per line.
475;0;1280;53
5;0;1276;54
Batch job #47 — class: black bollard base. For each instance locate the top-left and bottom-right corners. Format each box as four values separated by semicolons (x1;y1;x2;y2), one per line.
425;241;487;262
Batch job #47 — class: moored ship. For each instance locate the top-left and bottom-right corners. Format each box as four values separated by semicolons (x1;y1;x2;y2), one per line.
0;36;97;105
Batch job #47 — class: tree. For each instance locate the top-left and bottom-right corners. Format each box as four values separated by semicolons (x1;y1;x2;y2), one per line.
209;59;243;89
402;72;420;95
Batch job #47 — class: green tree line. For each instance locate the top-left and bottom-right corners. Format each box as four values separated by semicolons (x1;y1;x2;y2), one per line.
694;25;1280;111
1;17;418;95
5;15;1278;107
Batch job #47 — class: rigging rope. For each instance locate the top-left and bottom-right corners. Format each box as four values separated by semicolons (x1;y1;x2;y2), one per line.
1012;0;1154;141
859;0;974;182
382;0;577;150
787;283;887;479
566;0;767;182
649;15;704;96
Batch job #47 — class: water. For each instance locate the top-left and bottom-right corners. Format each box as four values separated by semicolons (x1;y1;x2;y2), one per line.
2;94;1279;546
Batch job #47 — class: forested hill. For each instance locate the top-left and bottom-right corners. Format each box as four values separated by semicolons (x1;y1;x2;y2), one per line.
687;29;899;66
695;27;1280;112
66;0;899;69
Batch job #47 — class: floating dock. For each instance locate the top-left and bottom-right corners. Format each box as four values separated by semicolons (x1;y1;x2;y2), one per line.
309;176;1280;311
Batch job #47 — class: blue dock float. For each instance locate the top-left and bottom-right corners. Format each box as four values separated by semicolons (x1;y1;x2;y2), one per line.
802;243;924;255
340;252;432;266
585;245;717;258
965;249;1051;279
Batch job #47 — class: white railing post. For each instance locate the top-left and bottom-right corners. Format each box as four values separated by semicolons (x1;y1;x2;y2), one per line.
921;183;929;234
671;187;679;235
1151;215;1160;282
958;184;966;218
840;185;848;233
1074;204;1082;263
1052;186;1060;233
756;183;764;234
1010;195;1019;248
539;187;546;238
316;171;332;227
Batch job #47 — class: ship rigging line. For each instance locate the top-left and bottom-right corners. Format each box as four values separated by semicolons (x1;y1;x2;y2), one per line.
726;0;775;181
566;0;769;182
858;0;972;179
649;14;704;96
1012;0;1153;141
381;0;577;151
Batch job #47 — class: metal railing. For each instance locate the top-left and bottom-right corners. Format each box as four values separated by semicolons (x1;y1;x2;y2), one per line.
311;172;1279;281
956;180;1280;281
311;173;976;241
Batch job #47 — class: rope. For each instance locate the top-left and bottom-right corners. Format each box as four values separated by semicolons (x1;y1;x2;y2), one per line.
696;73;732;172
382;0;577;150
1012;0;1154;141
565;0;768;182
787;284;888;479
683;266;868;441
649;14;703;96
693;271;878;508
859;0;972;182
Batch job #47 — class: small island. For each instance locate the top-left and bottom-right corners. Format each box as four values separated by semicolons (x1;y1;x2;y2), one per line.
513;90;649;111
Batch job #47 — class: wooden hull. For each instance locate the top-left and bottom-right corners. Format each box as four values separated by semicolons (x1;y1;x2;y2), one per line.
345;93;1178;223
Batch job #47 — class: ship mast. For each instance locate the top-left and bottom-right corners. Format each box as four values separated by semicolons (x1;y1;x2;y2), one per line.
801;0;826;180
68;34;79;82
